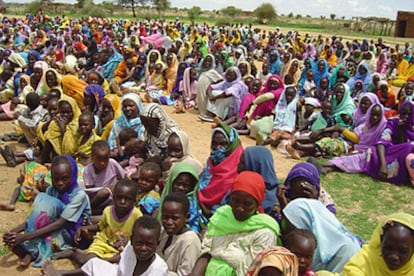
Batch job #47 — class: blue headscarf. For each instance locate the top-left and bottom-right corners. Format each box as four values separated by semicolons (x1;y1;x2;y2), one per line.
51;155;79;205
244;146;279;214
312;59;329;87
268;49;282;75
134;53;147;82
172;62;190;93
346;62;372;92
84;84;105;114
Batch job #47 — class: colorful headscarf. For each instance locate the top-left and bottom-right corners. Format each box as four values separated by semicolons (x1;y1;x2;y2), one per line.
51;154;79;205
284;162;321;195
231;171;266;213
84;84;105;114
343;213;414;276
211;122;241;156
246;246;299;276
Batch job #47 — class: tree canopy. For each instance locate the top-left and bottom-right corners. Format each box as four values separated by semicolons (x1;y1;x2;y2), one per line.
254;2;277;24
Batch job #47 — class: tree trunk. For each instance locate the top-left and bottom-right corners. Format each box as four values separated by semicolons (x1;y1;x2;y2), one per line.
131;0;136;17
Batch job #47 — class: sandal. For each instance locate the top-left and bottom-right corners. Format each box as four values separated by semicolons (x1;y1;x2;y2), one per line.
2;145;16;167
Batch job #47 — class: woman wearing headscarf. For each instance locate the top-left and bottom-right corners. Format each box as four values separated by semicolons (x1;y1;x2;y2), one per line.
198;123;243;215
205;67;248;121
0;53;26;103
279;162;336;216
99;48;123;80
25;50;41;76
246;246;299;276
38;97;81;163
42;68;62;94
238;146;279;214
331;83;356;118
192;171;280;276
61;75;88;110
164;52;178;95
107;93;143;151
83;84;105;115
364;102;414;186
98;94;121;141
139;103;180;157
282;198;361;273
268;49;282;75
346;63;372;92
3;155;91;268
32;60;49;95
330;63;350;88
195;37;208;58
197;54;223;119
343;213;414;276
312;59;330;88
282;58;302;85
353;92;380;128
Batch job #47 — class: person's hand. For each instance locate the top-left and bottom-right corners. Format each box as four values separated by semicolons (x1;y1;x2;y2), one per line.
276;185;289;209
301;183;318;199
55;115;68;133
332;131;340;139
36;175;48;192
13;111;21;119
379;165;388;181
5;232;25;247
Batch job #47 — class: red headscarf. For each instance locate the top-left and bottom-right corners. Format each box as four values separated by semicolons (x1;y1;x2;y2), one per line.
231;171;265;213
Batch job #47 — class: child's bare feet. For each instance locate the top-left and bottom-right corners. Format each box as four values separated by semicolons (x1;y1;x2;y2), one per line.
17;254;32;268
41;259;61;276
0;203;15;211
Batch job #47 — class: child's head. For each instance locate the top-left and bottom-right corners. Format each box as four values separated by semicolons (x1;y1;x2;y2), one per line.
124;138;148;159
51;155;75;193
189;67;197;83
284;86;297;105
283;74;294;85
282;229;317;275
126;58;134;70
381;221;414;271
321;100;332;117
48;88;62;100
135;162;161;194
78;111;95;136
25;92;40;111
91;140;110;172
118;128;138;147
404;82;414;96
354;80;363;91
161;192;190;236
319;77;329;90
154;62;163;74
113;178;139;218
251;79;262;95
306;70;314;81
167;132;184;159
171;164;198;194
39;94;48;108
262;62;269;74
131;216;161;262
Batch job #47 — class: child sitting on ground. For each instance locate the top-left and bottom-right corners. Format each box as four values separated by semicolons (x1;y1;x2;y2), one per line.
132;161;162;216
123;137;149;177
282;229;318;276
147;62;166;102
110;128;138;162
303;70;316;97
74;111;101;164
157;192;201;275
43;216;168;276
82;140;125;215
50;178;142;273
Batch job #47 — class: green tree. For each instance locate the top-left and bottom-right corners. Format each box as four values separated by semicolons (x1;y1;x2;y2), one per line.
296;14;302;19
188;6;201;24
101;1;114;16
152;0;170;17
77;0;86;8
220;6;242;18
253;2;277;24
287;12;293;18
330;13;336;20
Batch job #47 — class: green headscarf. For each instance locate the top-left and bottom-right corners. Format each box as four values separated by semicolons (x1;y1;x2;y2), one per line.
211;123;241;155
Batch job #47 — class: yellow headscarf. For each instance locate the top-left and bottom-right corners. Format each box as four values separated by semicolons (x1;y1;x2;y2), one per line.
44;96;81;155
61;75;88;109
42;68;62;93
100;94;121;141
343;213;414;276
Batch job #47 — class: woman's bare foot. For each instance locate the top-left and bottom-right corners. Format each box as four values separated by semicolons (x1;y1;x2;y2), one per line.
41;259;61;276
17;254;32;268
0;203;15;211
286;144;301;160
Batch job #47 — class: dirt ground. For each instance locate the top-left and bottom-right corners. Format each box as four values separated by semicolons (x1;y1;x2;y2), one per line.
0;105;299;275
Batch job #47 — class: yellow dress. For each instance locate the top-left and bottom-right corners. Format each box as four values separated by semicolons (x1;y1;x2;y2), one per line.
87;206;142;258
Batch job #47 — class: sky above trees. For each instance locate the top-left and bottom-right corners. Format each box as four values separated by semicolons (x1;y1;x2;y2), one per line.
170;0;413;19
5;0;414;19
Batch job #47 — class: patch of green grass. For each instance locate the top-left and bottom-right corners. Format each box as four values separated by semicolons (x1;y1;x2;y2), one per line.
321;172;414;241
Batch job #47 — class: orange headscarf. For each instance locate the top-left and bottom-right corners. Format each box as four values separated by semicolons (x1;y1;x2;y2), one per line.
231;171;265;213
